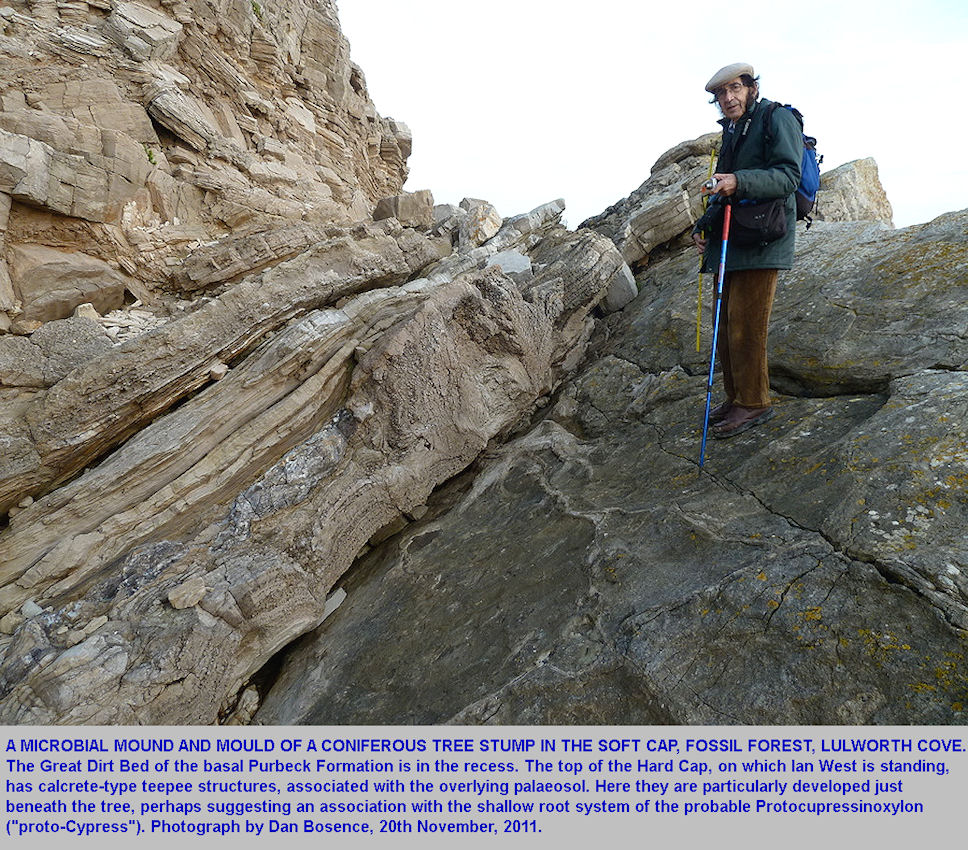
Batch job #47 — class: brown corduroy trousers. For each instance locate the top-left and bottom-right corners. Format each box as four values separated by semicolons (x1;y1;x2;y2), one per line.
715;268;778;409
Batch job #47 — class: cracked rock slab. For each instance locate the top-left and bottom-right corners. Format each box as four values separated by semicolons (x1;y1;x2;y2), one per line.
257;410;968;725
256;346;968;725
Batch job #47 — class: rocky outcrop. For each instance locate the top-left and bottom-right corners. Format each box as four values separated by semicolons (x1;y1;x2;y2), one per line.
815;157;894;226
373;190;435;230
580;133;720;267
256;212;968;724
0;0;411;327
0;191;633;723
0;1;963;727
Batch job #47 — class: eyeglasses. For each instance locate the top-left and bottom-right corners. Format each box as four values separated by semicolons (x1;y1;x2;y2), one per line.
715;82;747;99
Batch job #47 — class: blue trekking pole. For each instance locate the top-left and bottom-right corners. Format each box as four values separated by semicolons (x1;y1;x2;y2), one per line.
699;198;732;470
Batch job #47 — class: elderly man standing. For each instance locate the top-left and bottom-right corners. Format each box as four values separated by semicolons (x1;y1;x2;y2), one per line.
692;63;802;438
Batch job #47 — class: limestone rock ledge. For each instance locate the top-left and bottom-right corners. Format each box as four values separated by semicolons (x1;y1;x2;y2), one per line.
0;198;629;724
0;0;411;327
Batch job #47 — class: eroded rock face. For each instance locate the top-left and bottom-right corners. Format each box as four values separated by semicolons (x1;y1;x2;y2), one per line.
580;132;720;267
815;158;894;226
255;209;968;726
0;191;630;723
613;212;968;395
0;0;411;325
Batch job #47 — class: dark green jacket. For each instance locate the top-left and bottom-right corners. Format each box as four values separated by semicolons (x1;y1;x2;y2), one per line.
694;97;802;272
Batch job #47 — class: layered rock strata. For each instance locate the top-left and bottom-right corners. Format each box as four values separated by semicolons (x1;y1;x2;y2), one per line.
0;1;963;727
257;201;968;724
0;196;632;723
0;0;411;329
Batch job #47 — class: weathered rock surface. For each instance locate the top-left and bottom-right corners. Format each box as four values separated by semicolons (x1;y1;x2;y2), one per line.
0;189;628;722
608;212;967;394
0;1;964;727
581;132;720;267
815;157;894;226
373;190;435;230
255;211;968;725
7;244;133;322
459;198;504;251
0;0;411;325
0;220;442;517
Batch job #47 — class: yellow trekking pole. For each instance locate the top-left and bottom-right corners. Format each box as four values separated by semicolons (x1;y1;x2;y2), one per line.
695;148;717;352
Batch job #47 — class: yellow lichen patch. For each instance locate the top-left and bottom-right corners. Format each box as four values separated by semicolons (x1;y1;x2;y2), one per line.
756;571;767;581
803;607;823;621
891;534;918;552
932;659;964;689
858;628;914;665
907;649;968;705
766;599;780;610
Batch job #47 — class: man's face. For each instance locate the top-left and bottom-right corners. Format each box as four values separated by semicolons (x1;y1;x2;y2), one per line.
715;78;752;122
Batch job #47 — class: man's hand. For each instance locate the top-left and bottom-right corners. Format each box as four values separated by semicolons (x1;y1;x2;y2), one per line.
692;232;707;255
710;173;738;196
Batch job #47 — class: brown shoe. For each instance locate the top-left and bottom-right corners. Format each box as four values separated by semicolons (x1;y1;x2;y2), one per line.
712;405;775;439
709;401;733;425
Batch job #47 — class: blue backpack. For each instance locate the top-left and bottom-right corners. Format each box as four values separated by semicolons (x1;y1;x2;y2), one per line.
765;103;822;226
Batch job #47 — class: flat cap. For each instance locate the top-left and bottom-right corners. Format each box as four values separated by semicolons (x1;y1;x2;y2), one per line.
705;62;754;93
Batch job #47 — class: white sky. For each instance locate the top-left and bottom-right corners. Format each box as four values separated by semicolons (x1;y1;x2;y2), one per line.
336;0;966;229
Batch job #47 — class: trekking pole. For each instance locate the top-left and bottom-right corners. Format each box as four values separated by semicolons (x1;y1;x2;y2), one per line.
695;149;717;352
699;199;732;471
